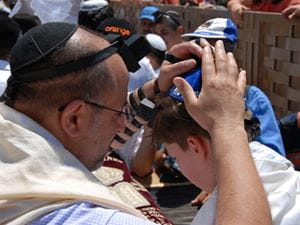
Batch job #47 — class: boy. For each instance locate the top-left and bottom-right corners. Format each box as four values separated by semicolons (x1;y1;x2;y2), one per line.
152;69;300;225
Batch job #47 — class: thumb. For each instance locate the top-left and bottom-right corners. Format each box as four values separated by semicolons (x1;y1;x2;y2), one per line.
173;77;198;108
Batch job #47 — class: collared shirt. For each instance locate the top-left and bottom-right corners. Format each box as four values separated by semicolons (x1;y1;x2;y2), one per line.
0;59;11;96
30;202;157;225
191;141;300;225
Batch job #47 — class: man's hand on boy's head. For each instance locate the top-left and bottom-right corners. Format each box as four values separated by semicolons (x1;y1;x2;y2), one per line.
173;40;246;134
158;41;203;92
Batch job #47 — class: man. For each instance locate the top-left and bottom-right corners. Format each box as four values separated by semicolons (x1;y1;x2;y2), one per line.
139;5;160;34
0;22;271;225
0;14;20;95
152;48;300;224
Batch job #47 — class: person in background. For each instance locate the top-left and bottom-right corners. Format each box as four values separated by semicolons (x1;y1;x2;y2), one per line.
228;0;300;25
279;112;300;170
139;5;161;34
282;4;300;19
154;10;185;50
78;1;112;30
0;14;20;96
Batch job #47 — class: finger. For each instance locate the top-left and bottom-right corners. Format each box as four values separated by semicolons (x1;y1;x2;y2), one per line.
163;59;197;78
201;46;216;83
169;42;203;61
227;52;239;82
215;40;227;76
237;70;247;95
289;11;297;20
173;77;198;108
282;5;294;16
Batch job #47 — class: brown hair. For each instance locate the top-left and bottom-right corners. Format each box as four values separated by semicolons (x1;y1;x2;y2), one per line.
152;93;210;150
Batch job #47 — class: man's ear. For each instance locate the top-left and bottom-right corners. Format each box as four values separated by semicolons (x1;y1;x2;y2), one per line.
187;135;209;159
59;100;88;138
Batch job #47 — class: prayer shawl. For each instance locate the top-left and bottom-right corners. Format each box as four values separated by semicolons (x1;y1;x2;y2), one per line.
95;152;174;225
0;103;145;224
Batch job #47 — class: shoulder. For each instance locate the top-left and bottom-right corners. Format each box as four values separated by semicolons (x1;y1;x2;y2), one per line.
249;141;292;170
30;202;156;225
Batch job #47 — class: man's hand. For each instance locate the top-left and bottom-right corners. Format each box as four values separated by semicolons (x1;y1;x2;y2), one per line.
282;5;300;20
141;41;203;99
173;40;246;134
158;41;203;92
229;3;249;26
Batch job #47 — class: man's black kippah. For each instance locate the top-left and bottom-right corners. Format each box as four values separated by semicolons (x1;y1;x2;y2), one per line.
10;22;78;74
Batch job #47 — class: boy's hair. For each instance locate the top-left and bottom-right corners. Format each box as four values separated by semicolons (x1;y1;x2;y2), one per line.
152;93;210;150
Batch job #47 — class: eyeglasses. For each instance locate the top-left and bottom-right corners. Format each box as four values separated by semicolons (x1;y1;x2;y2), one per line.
58;99;135;120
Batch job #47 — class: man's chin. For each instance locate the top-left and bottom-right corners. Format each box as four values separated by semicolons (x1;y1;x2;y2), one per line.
90;147;114;171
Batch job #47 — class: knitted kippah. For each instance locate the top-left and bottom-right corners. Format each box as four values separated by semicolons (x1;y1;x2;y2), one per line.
10;22;78;74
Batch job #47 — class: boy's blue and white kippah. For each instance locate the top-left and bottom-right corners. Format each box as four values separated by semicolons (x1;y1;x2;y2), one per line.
168;68;202;102
182;18;237;43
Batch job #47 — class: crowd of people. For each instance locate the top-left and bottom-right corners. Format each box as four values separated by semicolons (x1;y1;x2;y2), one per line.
0;0;300;225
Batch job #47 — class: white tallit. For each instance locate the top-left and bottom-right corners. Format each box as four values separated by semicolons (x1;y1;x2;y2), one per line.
0;103;145;224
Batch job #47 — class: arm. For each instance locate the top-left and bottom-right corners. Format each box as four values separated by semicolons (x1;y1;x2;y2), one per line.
282;5;300;20
173;41;272;225
227;0;250;26
131;126;156;177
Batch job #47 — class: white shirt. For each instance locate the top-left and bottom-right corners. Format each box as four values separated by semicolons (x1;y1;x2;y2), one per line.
128;57;156;92
0;59;11;96
191;141;300;225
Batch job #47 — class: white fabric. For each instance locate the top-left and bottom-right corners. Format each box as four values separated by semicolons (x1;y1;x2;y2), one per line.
128;57;156;92
0;103;145;225
10;0;83;24
0;59;11;96
117;129;144;170
0;1;11;13
191;141;300;225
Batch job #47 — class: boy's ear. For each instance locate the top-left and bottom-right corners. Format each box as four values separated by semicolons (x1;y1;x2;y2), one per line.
187;135;209;159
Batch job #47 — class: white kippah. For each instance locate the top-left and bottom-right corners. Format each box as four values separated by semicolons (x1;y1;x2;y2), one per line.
145;33;167;52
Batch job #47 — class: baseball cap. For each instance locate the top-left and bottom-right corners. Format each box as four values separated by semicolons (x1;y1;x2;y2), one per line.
182;18;237;43
139;6;160;23
168;68;202;102
96;17;135;39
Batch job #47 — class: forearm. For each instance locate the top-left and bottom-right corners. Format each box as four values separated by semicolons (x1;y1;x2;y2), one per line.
211;125;272;225
132;126;156;177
